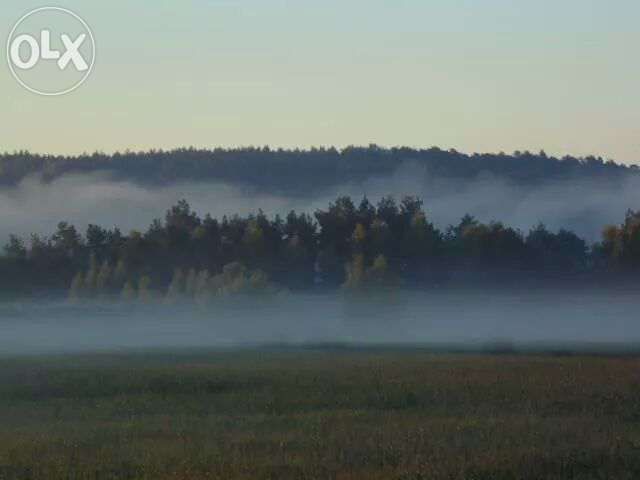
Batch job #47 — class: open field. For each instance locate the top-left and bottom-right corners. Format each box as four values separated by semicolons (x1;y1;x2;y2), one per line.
1;348;640;479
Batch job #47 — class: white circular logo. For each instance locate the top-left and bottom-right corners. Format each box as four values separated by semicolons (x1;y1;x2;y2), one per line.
6;7;95;96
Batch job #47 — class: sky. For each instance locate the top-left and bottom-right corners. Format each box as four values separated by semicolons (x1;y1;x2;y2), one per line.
1;0;639;163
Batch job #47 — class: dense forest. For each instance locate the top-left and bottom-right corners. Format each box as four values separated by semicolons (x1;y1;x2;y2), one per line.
0;146;637;195
1;194;640;300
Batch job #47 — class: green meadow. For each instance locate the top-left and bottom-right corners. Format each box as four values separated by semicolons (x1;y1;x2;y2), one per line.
1;349;639;479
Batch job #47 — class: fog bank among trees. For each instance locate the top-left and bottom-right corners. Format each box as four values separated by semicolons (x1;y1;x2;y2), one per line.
0;146;635;192
2;195;640;300
2;147;640;245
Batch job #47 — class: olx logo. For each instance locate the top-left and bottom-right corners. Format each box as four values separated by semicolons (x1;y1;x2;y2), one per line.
10;30;89;71
6;7;95;96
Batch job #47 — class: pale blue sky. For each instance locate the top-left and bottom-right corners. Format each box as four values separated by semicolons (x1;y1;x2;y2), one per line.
2;0;639;162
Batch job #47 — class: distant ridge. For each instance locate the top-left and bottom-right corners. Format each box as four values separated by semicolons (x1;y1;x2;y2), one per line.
0;146;636;194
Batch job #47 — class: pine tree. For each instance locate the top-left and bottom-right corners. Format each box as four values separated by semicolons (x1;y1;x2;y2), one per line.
343;254;365;290
121;280;136;302
165;268;185;303
194;270;211;304
113;259;127;289
84;254;99;295
96;261;112;294
185;269;198;298
138;276;153;303
69;272;85;302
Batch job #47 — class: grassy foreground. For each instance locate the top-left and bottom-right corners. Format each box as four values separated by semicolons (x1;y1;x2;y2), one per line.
1;349;639;479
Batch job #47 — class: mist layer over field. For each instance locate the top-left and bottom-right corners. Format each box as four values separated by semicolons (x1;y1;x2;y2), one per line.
1;289;638;355
1;162;639;245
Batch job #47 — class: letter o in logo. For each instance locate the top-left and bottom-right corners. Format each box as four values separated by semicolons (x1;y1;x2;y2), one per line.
10;34;40;69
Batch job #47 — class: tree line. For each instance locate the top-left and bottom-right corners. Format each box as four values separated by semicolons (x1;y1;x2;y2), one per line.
0;146;636;195
2;196;640;299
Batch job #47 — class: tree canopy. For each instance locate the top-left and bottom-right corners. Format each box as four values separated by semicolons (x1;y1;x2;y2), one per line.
0;195;636;298
0;146;635;195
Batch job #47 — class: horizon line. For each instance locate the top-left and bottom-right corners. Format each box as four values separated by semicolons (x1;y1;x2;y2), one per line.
1;144;635;167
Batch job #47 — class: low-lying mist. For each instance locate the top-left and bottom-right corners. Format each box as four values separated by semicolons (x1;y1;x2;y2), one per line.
1;289;639;355
2;163;638;355
1;162;639;245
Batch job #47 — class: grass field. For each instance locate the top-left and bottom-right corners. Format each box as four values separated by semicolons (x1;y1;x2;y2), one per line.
1;348;639;479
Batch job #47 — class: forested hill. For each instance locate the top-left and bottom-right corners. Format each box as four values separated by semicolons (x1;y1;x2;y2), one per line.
0;146;636;194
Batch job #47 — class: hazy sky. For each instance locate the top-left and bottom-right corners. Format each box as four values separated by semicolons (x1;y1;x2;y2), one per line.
2;0;639;162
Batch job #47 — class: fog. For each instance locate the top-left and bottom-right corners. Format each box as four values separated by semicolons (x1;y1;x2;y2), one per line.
1;166;639;355
1;289;639;355
0;163;639;245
